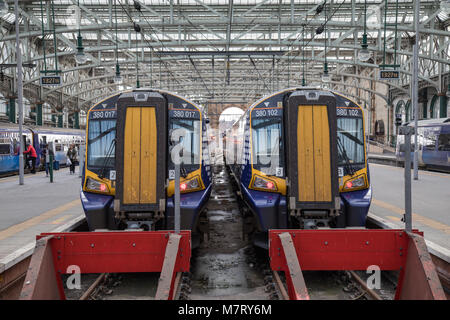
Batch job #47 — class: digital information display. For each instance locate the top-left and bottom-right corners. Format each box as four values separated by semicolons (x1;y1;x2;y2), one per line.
40;76;62;87
379;70;399;80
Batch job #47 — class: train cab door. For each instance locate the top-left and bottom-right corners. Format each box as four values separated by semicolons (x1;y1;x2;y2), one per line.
284;90;340;222
115;91;167;215
31;130;41;162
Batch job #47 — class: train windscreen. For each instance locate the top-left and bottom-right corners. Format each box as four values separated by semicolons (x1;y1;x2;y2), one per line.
337;117;365;165
87;119;116;174
251;116;283;176
169;118;201;168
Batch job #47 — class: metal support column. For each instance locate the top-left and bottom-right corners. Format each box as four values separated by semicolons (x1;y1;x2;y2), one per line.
174;162;180;234
399;125;413;232
74;111;80;129
57;114;63;128
14;0;24;186
8;98;16;123
412;0;419;180
36;103;43;126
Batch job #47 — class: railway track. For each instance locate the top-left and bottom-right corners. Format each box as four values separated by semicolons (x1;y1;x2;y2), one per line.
1;165;448;300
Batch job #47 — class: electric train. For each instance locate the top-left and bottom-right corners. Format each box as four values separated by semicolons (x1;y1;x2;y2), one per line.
80;89;212;245
0;123;84;174
224;88;371;247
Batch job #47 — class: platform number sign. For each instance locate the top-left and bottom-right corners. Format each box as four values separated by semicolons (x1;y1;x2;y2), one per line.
379;70;399;80
169;169;175;180
338;167;344;177
109;170;116;181
40;75;62;87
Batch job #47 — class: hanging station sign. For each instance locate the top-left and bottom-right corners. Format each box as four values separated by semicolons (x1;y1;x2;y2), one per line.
40;75;62;87
379;70;400;80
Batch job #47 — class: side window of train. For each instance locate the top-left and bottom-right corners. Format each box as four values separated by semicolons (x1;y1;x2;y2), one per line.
0;138;11;155
438;134;450;151
424;130;437;151
55;144;62;152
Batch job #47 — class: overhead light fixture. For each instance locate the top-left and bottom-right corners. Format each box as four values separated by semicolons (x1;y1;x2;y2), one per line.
114;63;123;84
74;1;87;64
321;3;331;83
133;22;141;33
358;34;371;62
441;0;450;15
0;0;8;16
316;25;324;35
322;62;331;83
358;0;371;62
316;4;324;15
75;33;87;64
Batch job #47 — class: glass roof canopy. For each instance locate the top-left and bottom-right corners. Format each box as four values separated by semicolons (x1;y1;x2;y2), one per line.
0;0;448;111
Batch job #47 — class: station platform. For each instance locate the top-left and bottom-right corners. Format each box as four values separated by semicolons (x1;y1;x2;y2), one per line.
368;163;450;256
0;167;84;273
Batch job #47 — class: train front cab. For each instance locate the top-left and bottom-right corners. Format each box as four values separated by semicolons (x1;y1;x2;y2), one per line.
265;90;444;301
81;90;211;238
242;89;371;236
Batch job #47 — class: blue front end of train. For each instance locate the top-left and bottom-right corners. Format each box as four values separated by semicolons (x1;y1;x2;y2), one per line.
225;88;372;243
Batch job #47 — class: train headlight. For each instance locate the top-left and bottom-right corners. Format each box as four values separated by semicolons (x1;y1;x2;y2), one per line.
343;175;366;191
180;176;201;193
86;177;110;193
252;175;277;191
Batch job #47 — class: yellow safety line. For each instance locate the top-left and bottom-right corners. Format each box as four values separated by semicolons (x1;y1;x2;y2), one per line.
0;172;45;183
0;199;80;241
49;214;72;225
386;215;402;222
372;198;450;234
370;163;450;179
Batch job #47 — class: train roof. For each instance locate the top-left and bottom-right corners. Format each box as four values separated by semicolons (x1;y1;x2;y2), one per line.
0;122;84;135
247;87;363;112
404;118;450;127
88;88;203;114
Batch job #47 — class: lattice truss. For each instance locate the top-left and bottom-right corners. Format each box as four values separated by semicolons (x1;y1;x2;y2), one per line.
0;0;448;121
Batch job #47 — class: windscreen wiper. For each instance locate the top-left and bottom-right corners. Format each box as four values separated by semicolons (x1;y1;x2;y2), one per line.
337;136;356;176
337;126;364;146
99;138;116;179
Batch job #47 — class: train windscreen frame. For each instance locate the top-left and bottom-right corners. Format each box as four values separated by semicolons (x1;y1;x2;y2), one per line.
336;107;365;174
251;107;284;177
87;118;116;175
168;108;201;173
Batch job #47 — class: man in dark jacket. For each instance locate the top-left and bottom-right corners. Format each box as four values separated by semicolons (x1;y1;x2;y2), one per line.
67;144;77;174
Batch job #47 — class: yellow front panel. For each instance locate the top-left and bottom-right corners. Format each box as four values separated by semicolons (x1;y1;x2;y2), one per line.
123;108;141;204
297;105;315;201
313;106;332;201
139;108;157;203
297;105;331;202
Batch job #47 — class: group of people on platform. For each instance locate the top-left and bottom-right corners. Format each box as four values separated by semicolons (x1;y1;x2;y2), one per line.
23;143;79;176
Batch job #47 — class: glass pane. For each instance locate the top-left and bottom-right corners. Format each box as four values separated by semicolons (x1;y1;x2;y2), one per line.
170;119;200;165
438;133;450;151
0;144;10;155
337;117;364;164
251;117;282;175
87;119;116;170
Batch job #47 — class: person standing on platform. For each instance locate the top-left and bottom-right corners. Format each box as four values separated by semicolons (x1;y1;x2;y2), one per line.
41;144;50;177
67;144;77;175
23;143;37;174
